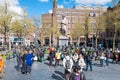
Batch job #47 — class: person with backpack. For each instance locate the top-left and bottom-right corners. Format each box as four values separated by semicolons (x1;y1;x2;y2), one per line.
78;54;86;71
63;53;73;80
69;65;86;80
86;52;93;71
0;56;5;78
71;50;79;67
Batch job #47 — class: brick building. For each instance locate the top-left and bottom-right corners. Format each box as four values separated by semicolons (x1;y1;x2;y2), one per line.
41;0;107;46
100;2;120;48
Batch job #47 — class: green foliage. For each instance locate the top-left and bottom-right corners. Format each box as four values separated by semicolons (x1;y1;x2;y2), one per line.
70;23;84;39
102;4;120;51
11;20;24;38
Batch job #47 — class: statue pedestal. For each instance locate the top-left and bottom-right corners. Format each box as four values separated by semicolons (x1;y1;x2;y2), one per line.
59;35;68;48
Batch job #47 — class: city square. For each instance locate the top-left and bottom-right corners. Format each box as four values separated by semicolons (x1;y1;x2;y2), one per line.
0;0;120;80
3;59;120;80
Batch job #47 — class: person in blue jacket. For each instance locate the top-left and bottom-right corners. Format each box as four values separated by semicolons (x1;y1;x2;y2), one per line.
25;50;35;74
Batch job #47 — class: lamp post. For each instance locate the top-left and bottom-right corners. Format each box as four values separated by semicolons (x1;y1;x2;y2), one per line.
23;23;27;46
91;23;96;48
89;11;96;48
9;32;12;51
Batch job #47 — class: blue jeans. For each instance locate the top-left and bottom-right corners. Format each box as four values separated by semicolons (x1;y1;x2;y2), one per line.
100;59;104;67
26;65;32;73
16;58;22;71
86;60;92;71
106;58;109;66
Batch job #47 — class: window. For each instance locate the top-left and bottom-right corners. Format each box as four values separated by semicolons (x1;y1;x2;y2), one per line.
89;12;96;17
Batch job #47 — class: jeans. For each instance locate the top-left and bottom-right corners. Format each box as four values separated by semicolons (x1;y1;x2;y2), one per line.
86;60;92;71
106;58;109;66
26;65;32;73
55;59;60;67
100;59;104;67
49;56;53;66
16;58;22;71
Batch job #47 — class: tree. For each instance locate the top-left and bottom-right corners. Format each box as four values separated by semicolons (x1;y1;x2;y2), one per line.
93;7;106;49
70;23;84;45
0;3;12;45
102;4;120;52
38;24;52;45
11;20;24;39
112;6;120;52
84;11;91;48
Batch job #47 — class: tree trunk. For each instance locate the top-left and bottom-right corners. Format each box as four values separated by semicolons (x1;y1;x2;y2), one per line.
77;37;80;47
3;22;7;49
95;35;98;49
113;29;116;53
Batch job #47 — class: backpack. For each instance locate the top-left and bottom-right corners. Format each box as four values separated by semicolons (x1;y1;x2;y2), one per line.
107;53;110;58
61;53;65;59
87;54;92;61
65;59;71;69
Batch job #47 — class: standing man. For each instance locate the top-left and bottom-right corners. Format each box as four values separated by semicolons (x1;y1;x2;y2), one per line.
15;48;22;71
63;53;73;80
25;50;35;74
49;47;55;66
55;50;61;67
86;52;93;71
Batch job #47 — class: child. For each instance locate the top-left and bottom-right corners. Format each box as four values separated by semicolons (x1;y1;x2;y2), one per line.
69;66;86;80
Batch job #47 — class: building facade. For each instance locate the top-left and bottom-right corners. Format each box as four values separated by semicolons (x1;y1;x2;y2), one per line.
100;2;120;48
41;0;107;46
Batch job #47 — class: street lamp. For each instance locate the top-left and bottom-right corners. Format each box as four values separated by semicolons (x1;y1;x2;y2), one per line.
91;23;96;48
23;23;27;46
89;12;96;48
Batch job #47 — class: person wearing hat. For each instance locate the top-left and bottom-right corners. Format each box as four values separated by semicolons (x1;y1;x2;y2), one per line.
69;66;86;80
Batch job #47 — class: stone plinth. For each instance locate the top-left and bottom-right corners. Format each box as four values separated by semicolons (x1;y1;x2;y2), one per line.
59;35;68;48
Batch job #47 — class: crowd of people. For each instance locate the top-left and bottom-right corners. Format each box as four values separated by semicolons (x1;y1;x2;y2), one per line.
0;45;120;80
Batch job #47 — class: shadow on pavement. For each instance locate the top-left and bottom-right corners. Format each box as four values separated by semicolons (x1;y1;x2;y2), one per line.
54;70;64;79
44;62;55;67
52;73;63;80
93;63;101;67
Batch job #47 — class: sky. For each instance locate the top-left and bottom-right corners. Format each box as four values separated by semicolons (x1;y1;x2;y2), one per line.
0;0;119;18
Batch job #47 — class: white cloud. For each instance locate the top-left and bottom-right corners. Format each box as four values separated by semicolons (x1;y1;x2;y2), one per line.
75;0;112;5
48;9;52;13
39;0;49;2
9;6;24;15
58;5;64;8
0;0;24;16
